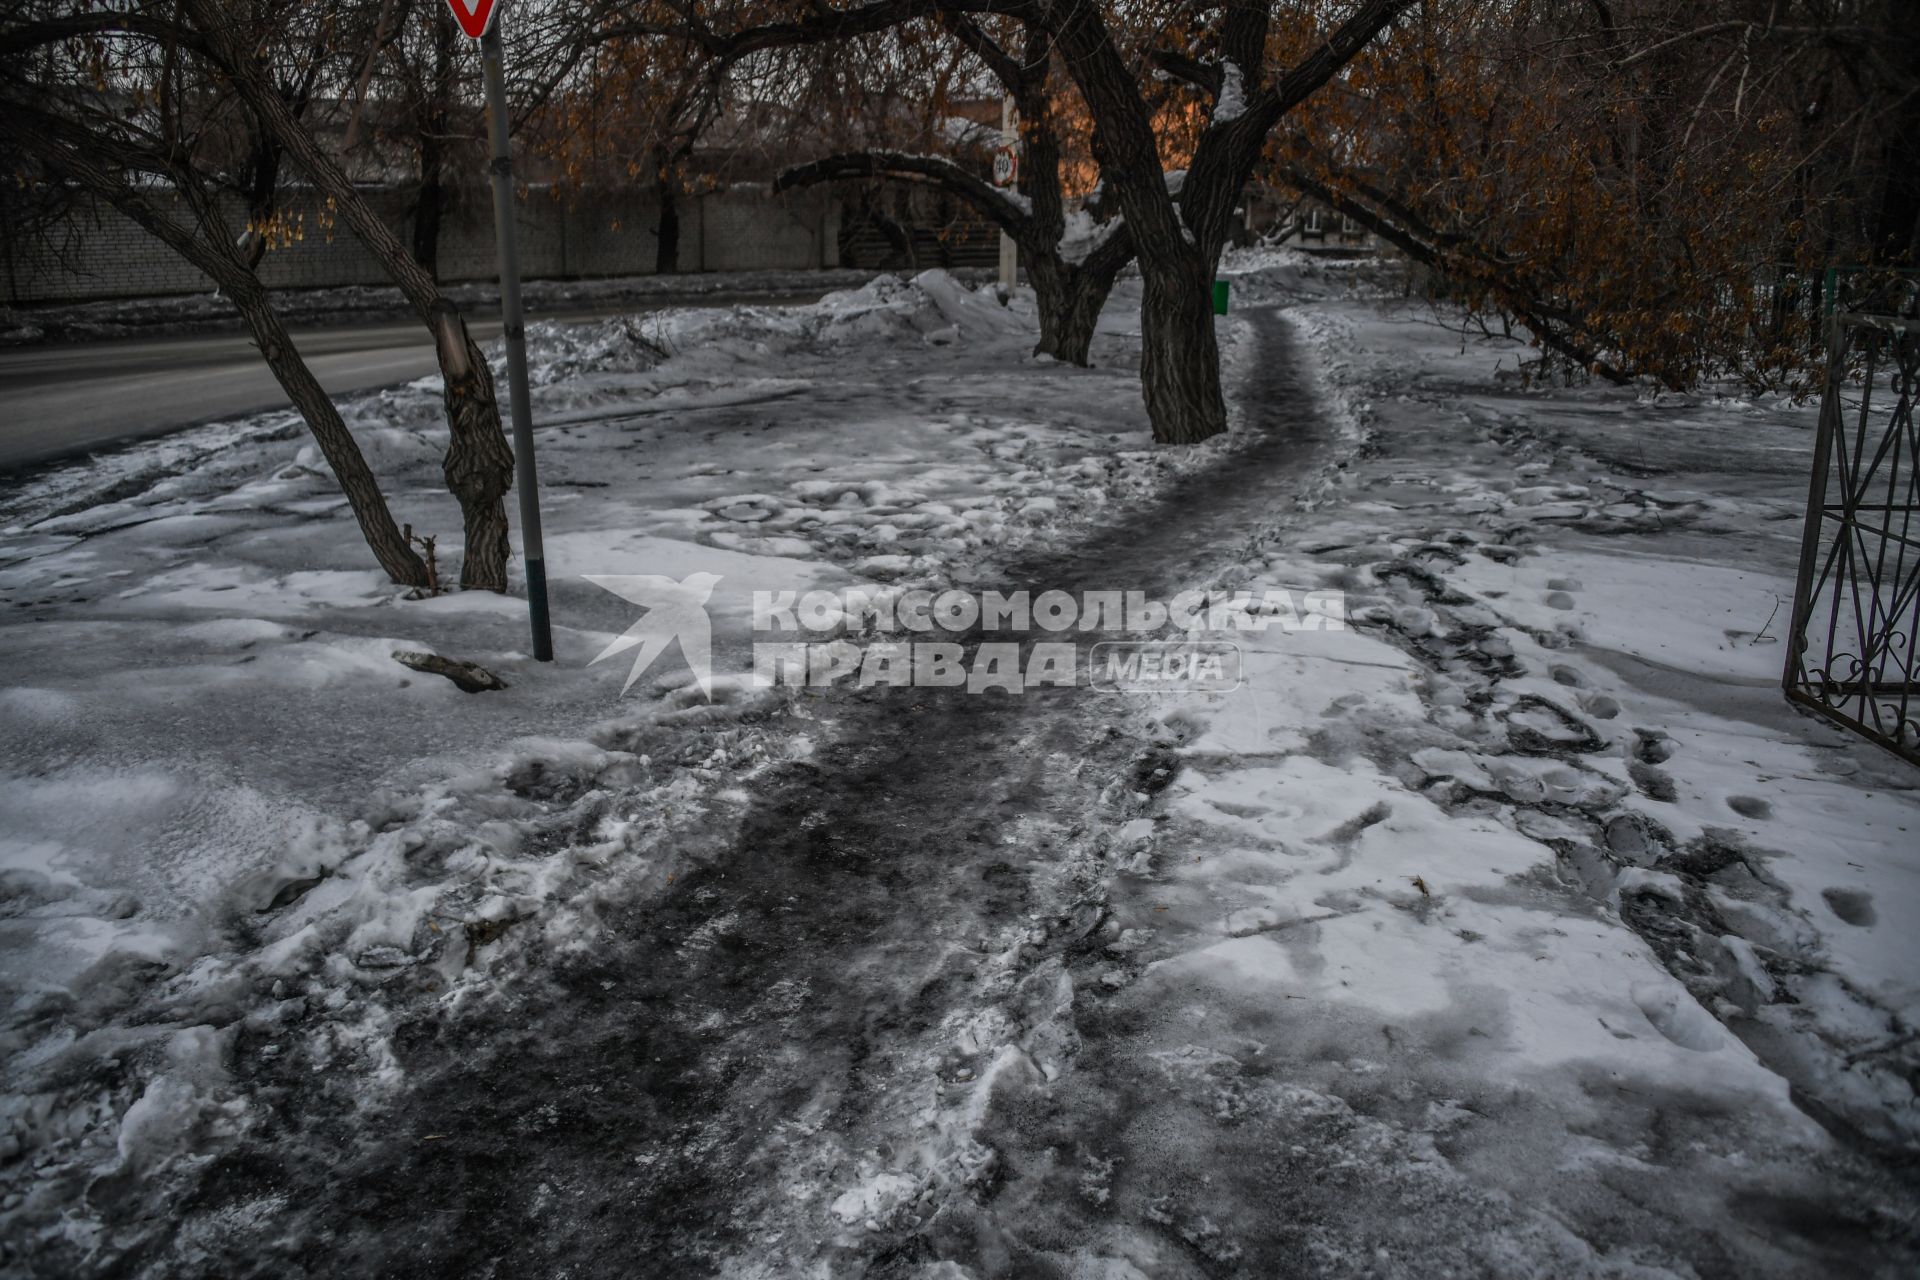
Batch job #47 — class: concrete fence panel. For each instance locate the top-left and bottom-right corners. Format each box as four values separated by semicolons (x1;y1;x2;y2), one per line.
4;184;843;306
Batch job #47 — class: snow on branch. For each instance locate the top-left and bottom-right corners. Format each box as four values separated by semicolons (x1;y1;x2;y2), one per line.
1149;48;1224;97
1058;209;1127;266
1213;62;1247;124
773;150;1036;238
1148;52;1246;126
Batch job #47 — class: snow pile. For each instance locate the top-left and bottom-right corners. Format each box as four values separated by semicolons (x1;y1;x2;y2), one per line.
512;270;1032;418
522;313;682;383
815;269;1030;347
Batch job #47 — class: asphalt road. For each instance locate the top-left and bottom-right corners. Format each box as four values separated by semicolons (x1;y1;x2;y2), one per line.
0;290;824;473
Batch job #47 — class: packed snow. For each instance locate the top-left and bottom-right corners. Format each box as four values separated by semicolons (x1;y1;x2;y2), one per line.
0;267;1257;1267
1007;268;1920;1272
1;254;1915;1275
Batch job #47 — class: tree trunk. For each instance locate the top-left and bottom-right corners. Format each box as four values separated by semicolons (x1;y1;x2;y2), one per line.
431;306;516;590
1045;20;1226;442
655;174;681;273
1034;0;1409;444
232;276;433;588
1003;25;1121;369
1028;259;1090;364
241;129;280;271
1137;247;1228;443
1028;255;1124;367
412;0;454;280
227;268;430;584
13;106;430;589
412;146;445;279
876;200;916;269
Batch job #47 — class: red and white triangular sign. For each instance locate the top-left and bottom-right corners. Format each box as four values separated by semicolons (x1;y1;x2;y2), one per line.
445;0;498;40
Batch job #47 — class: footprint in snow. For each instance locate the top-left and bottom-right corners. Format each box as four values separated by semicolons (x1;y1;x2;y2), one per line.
1602;812;1672;864
1579;693;1621;720
1821;887;1877;927
1627;762;1679;803
1632;729;1678;764
1502;695;1606;754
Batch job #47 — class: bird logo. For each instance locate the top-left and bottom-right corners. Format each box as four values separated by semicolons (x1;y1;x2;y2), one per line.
584;572;722;699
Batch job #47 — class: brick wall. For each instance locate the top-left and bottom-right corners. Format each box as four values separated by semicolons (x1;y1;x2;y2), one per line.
2;185;841;305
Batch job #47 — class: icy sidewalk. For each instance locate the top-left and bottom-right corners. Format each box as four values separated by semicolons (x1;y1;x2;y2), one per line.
967;294;1917;1274
0;269;1252;1269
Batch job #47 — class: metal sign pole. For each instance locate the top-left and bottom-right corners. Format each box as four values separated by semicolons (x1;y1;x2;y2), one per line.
997;95;1018;292
478;18;552;662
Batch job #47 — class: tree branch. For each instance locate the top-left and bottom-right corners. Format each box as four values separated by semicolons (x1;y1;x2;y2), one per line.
1282;167;1629;383
592;0;940;61
938;14;1023;90
0;11;202;59
1149;49;1223;97
1264;0;1417;122
774;149;1037;242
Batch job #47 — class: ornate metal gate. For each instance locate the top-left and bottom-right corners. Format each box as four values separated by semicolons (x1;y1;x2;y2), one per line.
1784;278;1920;764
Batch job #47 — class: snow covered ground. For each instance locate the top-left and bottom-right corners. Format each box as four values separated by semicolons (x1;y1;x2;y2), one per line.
0;267;1248;1270
958;270;1920;1275
0;255;1915;1276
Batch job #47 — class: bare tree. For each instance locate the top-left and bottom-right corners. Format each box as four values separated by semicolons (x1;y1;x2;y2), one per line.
0;0;432;587
381;0;466;278
1269;0;1919;391
773;16;1136;366
531;30;730;274
2;0;524;589
177;0;517;590
587;0;1414;443
1052;0;1416;441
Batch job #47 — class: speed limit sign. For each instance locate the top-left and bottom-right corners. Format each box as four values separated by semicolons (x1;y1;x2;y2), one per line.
992;146;1019;188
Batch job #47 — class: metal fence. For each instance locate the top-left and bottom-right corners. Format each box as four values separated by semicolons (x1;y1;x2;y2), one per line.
1784;273;1920;764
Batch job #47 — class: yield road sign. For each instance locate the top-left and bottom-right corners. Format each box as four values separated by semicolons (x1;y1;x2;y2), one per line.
445;0;498;40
